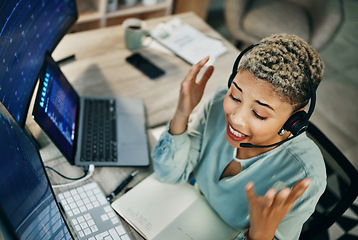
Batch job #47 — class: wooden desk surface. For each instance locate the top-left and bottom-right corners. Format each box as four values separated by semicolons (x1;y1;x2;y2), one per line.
26;12;239;239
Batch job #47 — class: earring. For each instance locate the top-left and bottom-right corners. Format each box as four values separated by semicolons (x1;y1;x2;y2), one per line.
278;128;285;136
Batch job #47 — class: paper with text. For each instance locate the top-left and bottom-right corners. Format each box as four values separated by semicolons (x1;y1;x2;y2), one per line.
150;18;227;65
111;174;239;240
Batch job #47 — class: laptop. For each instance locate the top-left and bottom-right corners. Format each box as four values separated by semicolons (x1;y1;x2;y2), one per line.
0;101;73;240
0;102;132;240
32;53;150;167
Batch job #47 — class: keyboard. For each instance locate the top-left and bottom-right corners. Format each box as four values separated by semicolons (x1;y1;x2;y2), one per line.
80;99;118;163
57;182;131;240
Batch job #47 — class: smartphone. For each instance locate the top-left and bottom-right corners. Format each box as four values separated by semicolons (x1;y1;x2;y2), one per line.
126;53;165;79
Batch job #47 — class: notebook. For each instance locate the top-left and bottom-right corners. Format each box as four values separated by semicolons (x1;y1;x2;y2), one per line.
32;53;150;167
111;174;240;240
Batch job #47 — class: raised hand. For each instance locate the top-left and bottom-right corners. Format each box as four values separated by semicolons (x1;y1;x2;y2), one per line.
244;179;311;240
170;57;214;135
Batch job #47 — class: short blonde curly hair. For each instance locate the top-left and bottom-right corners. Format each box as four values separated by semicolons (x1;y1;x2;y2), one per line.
238;34;324;112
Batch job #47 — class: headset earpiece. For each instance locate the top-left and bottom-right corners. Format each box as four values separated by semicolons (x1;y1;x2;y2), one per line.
282;111;308;136
282;68;316;136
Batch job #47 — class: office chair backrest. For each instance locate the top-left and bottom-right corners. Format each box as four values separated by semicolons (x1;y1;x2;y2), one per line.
300;122;358;239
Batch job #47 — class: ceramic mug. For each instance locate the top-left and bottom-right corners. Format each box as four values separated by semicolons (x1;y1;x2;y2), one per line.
123;18;150;51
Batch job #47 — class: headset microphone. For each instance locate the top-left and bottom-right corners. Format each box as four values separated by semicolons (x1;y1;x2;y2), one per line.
240;136;296;148
228;44;316;149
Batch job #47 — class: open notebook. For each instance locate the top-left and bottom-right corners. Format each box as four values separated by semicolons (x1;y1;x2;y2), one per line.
111;174;240;240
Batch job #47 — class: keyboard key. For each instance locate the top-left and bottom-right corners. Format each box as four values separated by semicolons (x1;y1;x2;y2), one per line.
115;225;126;235
121;235;131;240
104;206;111;212
80;205;87;212
75;225;81;231
96;231;109;240
109;228;121;240
77;216;84;223
101;214;109;221
80;222;88;229
111;218;119;224
78;230;84;238
90;225;98;233
88;219;95;227
84;227;91;236
73;208;80;215
58;193;64;200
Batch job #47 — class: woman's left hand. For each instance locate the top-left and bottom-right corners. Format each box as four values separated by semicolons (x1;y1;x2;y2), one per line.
245;179;311;240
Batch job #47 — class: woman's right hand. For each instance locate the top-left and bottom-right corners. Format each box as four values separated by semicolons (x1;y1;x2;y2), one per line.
244;179;311;240
170;57;214;135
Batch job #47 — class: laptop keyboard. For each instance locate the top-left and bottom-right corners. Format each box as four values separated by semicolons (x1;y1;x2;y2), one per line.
57;182;131;240
80;99;117;163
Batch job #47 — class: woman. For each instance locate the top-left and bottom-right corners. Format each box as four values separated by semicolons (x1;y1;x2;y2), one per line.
151;34;326;239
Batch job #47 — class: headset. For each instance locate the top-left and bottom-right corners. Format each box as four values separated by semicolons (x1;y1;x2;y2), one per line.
228;44;316;148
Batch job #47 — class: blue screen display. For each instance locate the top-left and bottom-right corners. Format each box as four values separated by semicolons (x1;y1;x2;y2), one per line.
0;0;77;127
33;54;78;162
0;102;73;239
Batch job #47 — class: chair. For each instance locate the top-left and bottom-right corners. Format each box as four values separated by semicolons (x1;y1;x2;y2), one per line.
224;0;344;51
299;122;358;239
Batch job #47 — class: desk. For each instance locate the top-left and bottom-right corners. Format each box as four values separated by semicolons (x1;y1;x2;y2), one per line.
26;12;239;239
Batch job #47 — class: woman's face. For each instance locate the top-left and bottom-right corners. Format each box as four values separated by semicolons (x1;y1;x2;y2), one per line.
223;70;294;152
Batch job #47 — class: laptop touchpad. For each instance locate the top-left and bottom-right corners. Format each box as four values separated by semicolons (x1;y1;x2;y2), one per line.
116;115;146;143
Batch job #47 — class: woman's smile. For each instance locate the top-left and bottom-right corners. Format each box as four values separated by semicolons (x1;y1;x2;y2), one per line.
227;122;247;142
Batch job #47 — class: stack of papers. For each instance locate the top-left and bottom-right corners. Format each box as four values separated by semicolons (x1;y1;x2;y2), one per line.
150;18;227;65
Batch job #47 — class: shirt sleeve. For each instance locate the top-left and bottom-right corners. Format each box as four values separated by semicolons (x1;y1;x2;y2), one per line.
151;102;210;184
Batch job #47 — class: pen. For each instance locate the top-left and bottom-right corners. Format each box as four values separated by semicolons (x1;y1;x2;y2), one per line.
106;170;139;201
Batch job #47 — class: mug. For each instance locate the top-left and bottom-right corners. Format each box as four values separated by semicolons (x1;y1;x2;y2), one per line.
142;0;157;5
107;0;118;12
123;18;150;51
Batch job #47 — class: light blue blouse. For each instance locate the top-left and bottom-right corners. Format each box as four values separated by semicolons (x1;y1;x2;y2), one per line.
151;87;326;239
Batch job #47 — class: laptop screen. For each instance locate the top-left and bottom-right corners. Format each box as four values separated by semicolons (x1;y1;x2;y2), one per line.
33;54;79;163
0;102;73;239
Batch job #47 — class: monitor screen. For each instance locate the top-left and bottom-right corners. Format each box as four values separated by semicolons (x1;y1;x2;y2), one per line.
0;101;74;239
33;53;79;162
0;0;77;127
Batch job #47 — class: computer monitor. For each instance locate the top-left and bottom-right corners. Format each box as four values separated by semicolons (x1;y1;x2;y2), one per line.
0;0;78;127
0;102;74;239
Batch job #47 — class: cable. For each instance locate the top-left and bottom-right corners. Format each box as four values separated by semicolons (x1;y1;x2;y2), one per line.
51;165;95;189
45;165;88;180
